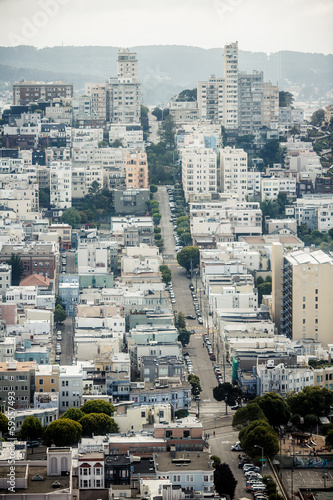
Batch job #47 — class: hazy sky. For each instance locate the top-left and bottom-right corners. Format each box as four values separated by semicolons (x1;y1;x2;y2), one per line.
1;0;332;54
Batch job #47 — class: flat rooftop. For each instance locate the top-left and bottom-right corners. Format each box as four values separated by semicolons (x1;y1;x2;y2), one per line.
155;451;212;472
0;465;70;494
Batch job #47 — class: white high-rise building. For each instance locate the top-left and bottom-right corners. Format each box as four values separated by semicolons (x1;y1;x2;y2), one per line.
197;76;224;122
220;147;248;200
50;161;72;209
182;147;217;201
223;41;239;130
117;48;138;80
238;71;263;134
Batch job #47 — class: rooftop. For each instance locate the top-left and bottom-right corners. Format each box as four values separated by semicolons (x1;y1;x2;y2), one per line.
155;451;212;472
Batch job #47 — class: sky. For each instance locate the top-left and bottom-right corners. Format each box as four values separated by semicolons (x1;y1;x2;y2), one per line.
0;0;332;54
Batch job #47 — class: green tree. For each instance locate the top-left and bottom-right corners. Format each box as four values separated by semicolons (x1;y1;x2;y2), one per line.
150;184;158;193
214;462;237;499
240;420;279;459
304;414;318;432
260;139;282;166
175;312;186;330
54;304;66;325
175;88;197;102
60;408;84;421
279;91;294;107
175;409;188;419
44;418;82;446
326;429;333;449
177;246;199;271
257;280;272;304
254;392;290;426
158;114;175;147
232;402;267;430
110;139;123;148
286;386;333;417
159;265;172;284
0;412;9;434
79;413;119;437
311;109;325;126
178;328;190;347
213;382;243;407
61;207;81;228
81;399;115;416
188;374;202;397
210;455;221;468
18;416;43;441
88;180;101;197
39;188;50;208
7;253;24;286
290;414;301;427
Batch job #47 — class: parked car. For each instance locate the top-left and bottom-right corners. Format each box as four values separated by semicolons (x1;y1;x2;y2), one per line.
27;441;40;448
186;315;196;320
198;318;203;325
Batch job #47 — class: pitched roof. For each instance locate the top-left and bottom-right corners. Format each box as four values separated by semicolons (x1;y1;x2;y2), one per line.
19;274;51;287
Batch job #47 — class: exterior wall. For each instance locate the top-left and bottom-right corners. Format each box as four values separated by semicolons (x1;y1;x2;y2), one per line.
262;83;279;128
50;161;72;209
125;151;149;189
281;249;333;346
182;147;217;201
13;81;73;105
313;366;333;390
238;71;263;134
0;361;36;408
220;147;248;200
223;41;238;130
0;264;11;294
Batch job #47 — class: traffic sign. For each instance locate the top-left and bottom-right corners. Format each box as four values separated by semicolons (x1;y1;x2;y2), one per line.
259;458;266;462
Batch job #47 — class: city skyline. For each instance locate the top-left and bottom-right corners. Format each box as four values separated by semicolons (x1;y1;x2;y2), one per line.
0;0;332;55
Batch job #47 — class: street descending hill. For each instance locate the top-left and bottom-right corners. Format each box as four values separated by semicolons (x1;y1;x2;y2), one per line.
0;45;332;104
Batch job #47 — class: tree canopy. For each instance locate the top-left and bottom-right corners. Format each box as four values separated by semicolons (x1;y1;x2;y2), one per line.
240;419;279;459
311;109;325;126
18;416;43;441
0;412;9;435
214;462;237;499
80;399;115;416
159;265;172;284
44;418;82;447
61;207;81;228
175;88;197;102
157;114;175;147
177;246;199;271
79;412;119;437
213;382;243;407
254;392;290;426
7;253;24;286
232;402;267;430
60;408;84;421
279;91;294;107
178;328;190;347
286;386;333;417
54;304;66;325
188;374;202;397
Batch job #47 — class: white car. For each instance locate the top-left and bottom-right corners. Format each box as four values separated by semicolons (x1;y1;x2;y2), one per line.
231;441;243;451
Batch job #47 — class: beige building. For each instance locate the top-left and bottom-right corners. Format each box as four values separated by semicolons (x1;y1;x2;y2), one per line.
272;244;333;345
85;83;107;119
125;150;149;189
313;365;333;390
224;41;239;130
262;82;279;128
117;48;138;80
35;364;60;393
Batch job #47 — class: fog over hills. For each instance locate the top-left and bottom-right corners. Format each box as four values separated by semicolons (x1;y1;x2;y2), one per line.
0;45;332;104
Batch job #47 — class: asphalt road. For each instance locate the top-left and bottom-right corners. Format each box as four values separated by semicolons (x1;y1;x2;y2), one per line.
155;185;248;498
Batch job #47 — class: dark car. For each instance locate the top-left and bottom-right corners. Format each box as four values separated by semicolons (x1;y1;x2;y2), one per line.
190;329;195;334
27;441;40;448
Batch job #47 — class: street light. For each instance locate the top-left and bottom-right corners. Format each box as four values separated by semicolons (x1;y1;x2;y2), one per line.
254;445;264;470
